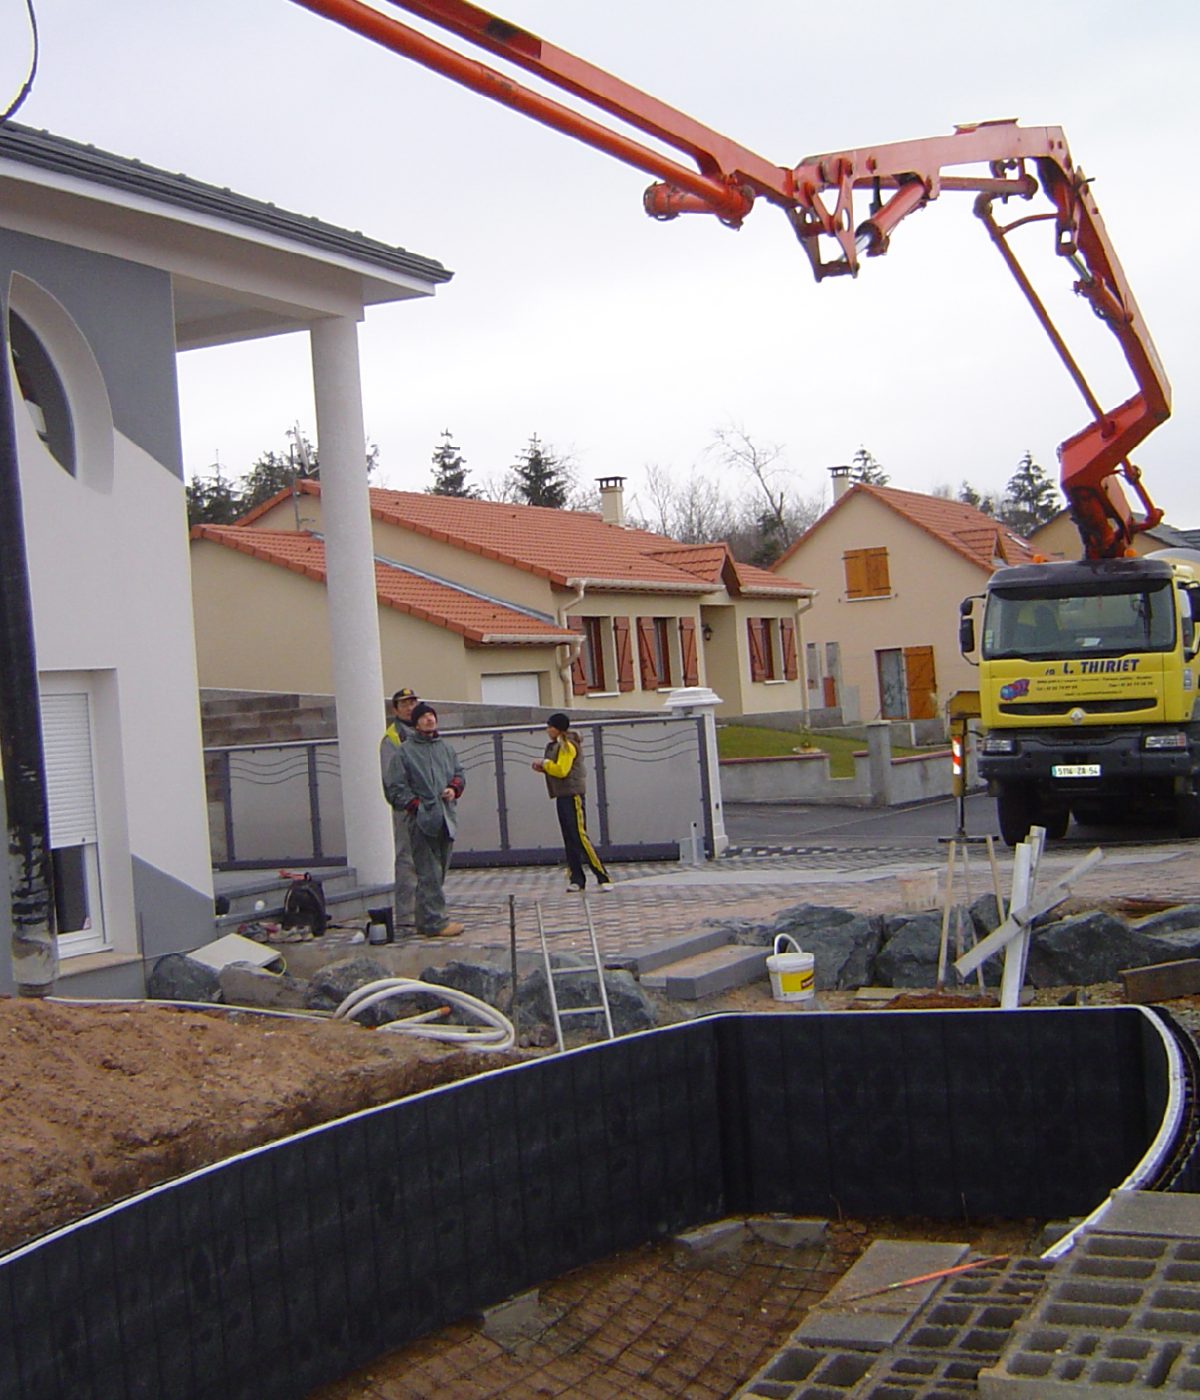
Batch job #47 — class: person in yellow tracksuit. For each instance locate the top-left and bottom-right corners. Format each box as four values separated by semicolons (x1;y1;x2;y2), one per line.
532;712;613;893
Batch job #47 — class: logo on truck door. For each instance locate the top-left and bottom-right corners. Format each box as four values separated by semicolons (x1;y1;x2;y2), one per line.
1000;678;1031;700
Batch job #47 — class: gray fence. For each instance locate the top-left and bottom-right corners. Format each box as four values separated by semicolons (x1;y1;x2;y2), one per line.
205;715;714;870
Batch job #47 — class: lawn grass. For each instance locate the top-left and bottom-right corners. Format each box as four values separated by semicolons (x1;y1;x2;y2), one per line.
717;724;923;778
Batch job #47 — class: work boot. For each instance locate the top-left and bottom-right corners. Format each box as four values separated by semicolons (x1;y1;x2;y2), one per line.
434;921;465;938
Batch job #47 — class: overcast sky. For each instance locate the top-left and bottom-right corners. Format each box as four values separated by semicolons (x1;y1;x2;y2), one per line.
4;0;1197;527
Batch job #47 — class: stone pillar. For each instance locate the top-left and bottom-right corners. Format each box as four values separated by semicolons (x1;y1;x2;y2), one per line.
309;317;392;886
663;687;729;857
866;720;893;807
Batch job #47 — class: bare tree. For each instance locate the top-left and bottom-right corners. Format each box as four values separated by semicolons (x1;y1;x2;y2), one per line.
708;425;823;564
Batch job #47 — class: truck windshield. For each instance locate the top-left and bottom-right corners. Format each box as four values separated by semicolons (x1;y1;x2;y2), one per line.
983;583;1175;660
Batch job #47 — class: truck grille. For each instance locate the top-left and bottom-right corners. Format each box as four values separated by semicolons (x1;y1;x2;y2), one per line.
997;697;1158;717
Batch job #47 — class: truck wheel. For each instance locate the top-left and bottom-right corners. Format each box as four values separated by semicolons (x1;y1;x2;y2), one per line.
996;787;1035;847
1178;790;1200;839
1040;806;1070;840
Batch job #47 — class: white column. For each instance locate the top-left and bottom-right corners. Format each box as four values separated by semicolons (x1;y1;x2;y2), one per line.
310;316;392;886
663;686;729;856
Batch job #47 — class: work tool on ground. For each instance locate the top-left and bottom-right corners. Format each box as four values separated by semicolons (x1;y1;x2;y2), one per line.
535;895;615;1053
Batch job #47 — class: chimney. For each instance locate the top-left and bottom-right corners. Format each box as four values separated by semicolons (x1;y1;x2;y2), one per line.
830;464;852;502
597;475;626;527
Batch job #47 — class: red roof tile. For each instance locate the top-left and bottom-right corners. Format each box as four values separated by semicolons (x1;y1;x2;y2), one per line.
238;483;813;596
191;527;581;645
774;483;1036;573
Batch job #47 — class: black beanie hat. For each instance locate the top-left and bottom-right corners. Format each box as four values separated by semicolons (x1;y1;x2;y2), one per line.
411;702;438;726
547;711;570;732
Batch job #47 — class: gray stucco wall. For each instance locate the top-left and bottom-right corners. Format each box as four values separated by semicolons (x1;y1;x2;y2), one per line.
0;228;183;476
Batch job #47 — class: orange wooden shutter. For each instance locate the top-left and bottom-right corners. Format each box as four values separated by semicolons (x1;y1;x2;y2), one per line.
903;645;937;720
780;618;798;680
636;617;658;690
864;547;891;596
679;617;699;685
571;650;589;696
747;618;766;681
843;550;868;598
613;616;634;691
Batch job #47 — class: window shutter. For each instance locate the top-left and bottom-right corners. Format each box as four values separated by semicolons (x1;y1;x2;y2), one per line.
679;617;699;686
41;692;98;846
635;617;658;690
865;547;891;596
613;616;634;692
571;651;589;696
781;618;798;680
843;550;868;598
903;645;937;720
747;618;766;682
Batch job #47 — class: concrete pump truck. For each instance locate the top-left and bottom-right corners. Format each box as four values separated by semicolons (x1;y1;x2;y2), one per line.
288;0;1188;847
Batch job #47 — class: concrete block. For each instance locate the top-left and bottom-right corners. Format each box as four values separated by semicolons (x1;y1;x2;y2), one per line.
627;929;732;979
745;1216;829;1249
1099;1190;1200;1240
477;1288;562;1348
793;1241;969;1350
1121;958;1200;1004
658;945;770;1000
673;1219;747;1258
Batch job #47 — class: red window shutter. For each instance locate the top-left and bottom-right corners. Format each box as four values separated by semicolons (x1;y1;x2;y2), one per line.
613;616;634;692
571;650;589;696
636;617;658;690
781;618;798;680
747;618;766;682
679;617;699;686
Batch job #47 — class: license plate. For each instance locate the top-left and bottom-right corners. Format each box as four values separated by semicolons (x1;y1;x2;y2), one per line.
1052;764;1101;778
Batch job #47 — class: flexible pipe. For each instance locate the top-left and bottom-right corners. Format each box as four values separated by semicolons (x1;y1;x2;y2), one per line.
333;977;516;1051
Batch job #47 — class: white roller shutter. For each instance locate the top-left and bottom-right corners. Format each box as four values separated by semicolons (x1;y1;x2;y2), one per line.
40;692;98;846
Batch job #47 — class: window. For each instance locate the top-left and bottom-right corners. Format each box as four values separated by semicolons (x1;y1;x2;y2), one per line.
9;310;75;475
844;547;891;599
747;618;778;681
806;642;820;690
41;691;106;955
636;616;675;689
570;616;634;693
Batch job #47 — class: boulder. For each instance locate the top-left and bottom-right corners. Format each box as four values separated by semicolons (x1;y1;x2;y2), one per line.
147;954;223;1004
731;904;859;948
874;908;973;988
1130;904;1200;939
517;963;656;1043
775;915;885;991
969;893;1003;940
1024;911;1167;987
303;955;443;1025
421;960;516;1019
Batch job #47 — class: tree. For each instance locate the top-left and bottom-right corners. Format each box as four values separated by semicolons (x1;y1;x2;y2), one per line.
428;429;474;498
185;459;242;525
849;445;889;486
708;425;823;565
998;451;1059;535
509;433;570;508
957;480;1001;517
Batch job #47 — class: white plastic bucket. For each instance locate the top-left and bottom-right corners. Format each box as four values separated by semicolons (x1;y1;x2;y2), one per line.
765;934;815;1005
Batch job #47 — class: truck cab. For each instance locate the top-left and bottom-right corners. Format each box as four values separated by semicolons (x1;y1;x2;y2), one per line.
963;550;1200;844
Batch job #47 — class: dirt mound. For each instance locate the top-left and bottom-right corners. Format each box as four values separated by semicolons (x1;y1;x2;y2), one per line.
0;997;522;1253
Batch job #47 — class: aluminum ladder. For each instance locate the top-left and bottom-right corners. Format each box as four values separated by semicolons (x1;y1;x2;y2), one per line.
534;895;615;1053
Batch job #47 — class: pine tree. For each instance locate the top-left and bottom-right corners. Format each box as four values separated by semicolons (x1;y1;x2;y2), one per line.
999;451;1059;534
185;460;242;525
958;480;1001;517
509;433;569;508
850;445;889;485
428;430;474;497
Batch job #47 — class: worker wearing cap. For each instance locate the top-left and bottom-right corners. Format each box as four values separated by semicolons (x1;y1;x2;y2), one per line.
532;711;613;893
380;687;419;937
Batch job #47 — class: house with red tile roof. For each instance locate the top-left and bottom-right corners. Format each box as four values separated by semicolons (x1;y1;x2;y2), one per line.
772;478;1034;726
193;479;815;716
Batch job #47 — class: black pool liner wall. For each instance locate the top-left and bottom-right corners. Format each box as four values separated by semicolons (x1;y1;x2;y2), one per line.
0;1005;1188;1400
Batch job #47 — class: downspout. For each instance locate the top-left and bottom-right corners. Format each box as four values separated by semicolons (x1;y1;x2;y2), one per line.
0;308;58;994
558;579;589;706
795;591;816;724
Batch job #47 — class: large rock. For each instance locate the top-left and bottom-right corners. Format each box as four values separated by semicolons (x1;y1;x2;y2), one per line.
148;954;223;1004
422;959;514;1011
1130;904;1200;939
1025;911;1167;987
303;955;443;1025
731;904;860;947
518;963;656;1044
874;909;974;989
728;904;882;990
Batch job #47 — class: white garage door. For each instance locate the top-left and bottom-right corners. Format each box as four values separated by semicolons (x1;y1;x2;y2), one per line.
480;673;541;706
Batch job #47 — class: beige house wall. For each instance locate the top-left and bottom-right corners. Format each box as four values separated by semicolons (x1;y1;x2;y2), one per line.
774;495;985;723
193;540;506;700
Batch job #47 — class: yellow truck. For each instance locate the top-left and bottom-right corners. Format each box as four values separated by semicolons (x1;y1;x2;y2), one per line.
961;550;1200;845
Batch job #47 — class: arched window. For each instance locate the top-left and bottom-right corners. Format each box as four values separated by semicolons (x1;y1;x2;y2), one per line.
9;308;76;475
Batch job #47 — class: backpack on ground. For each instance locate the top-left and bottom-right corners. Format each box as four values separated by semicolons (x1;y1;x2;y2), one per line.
281;872;327;937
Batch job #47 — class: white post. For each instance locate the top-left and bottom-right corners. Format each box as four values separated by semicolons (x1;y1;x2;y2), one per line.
663;687;728;857
309;316;393;886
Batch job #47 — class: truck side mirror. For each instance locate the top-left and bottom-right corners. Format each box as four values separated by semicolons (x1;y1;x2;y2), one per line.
958;599;976;654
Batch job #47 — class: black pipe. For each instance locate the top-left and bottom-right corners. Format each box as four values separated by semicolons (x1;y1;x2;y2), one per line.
0;303;58;993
